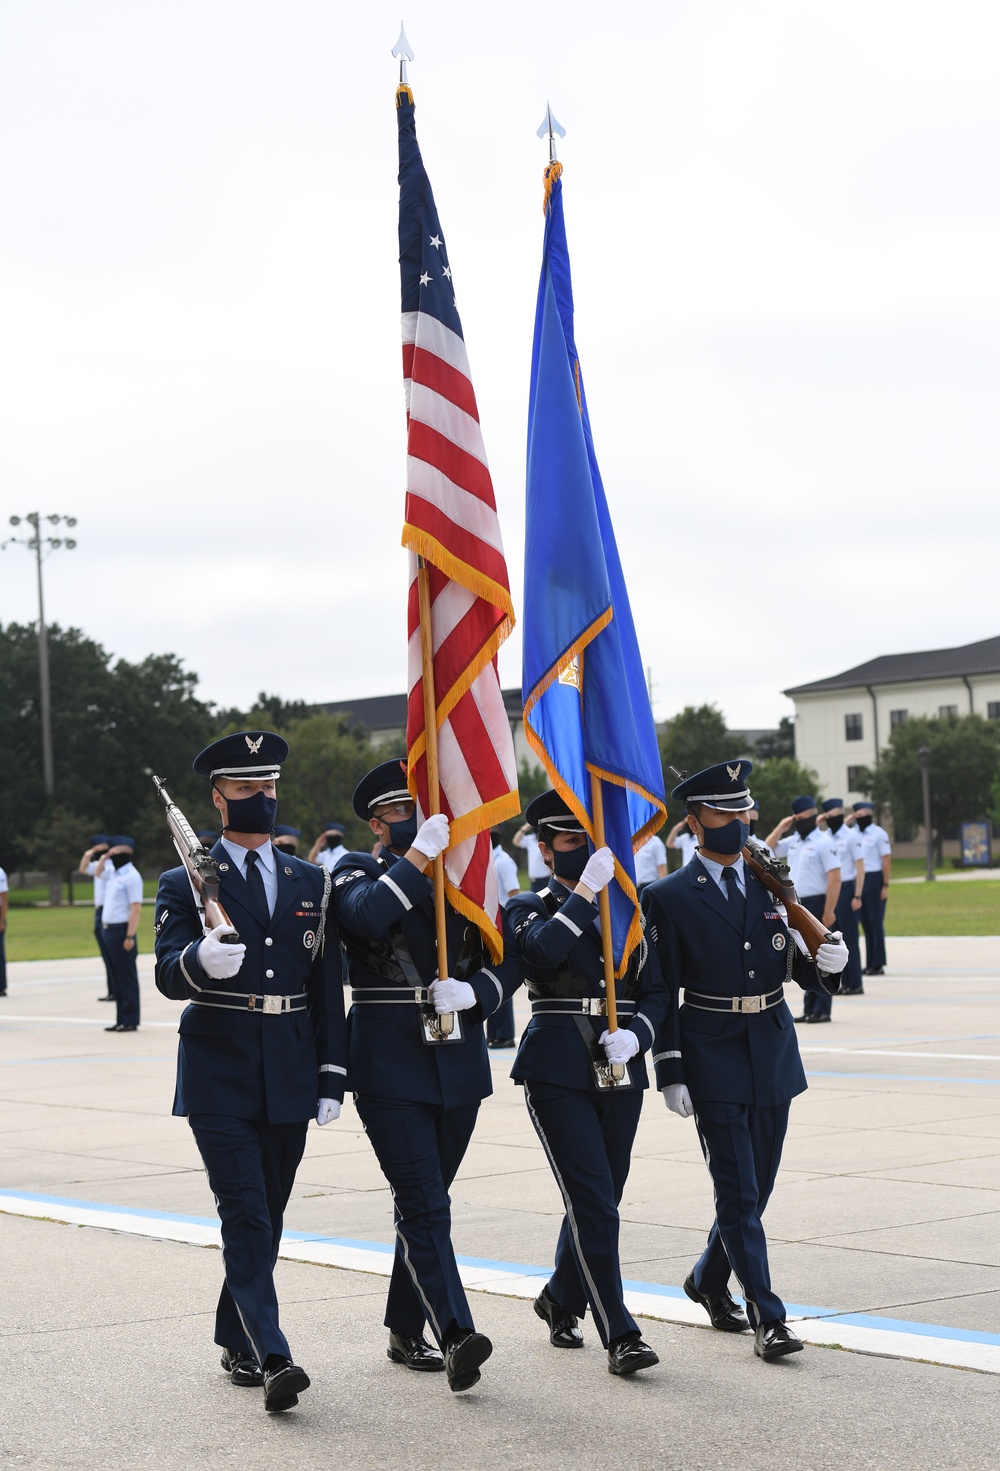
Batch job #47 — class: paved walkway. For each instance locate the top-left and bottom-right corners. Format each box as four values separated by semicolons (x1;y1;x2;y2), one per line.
2;939;999;1468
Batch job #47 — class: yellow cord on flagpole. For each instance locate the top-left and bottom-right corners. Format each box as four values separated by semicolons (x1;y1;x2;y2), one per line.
542;160;563;212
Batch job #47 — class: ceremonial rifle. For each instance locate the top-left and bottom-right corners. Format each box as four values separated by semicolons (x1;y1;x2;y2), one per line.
152;776;240;942
742;837;834;960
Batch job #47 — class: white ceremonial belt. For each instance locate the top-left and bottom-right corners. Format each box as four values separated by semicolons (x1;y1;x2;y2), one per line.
192;991;307;1015
683;987;784;1015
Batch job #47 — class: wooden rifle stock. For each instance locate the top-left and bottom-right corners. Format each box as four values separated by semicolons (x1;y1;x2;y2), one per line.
741;839;833;961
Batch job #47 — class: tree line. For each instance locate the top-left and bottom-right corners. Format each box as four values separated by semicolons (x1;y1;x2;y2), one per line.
0;622;381;887
6;621;996;895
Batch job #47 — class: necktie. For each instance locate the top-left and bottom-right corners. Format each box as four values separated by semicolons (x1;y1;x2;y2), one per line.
722;865;745;932
244;849;270;919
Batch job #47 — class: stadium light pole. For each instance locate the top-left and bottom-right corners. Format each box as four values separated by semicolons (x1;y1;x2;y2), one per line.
918;742;934;881
2;512;78;798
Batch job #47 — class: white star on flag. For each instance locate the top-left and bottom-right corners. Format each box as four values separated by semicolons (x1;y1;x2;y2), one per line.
419;271;431;286
429;234;443;249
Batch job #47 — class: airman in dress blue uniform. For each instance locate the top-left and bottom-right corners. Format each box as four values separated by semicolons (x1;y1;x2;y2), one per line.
154;731;347;1412
505;792;667;1377
643;761;848;1361
331;758;522;1393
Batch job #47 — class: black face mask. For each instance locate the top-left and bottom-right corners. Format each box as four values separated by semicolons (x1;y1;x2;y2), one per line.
274;840;297;854
325;834;343;849
111;852;132;869
748;820;758;837
553;843;590;884
856;814;873;831
826;815;844;834
795;816;817;839
701;818;749;856
383;814;418;853
220;789;278;835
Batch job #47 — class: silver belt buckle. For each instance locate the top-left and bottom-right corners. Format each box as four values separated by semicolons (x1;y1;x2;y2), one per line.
740;994;762;1014
581;998;607;1016
263;994;283;1015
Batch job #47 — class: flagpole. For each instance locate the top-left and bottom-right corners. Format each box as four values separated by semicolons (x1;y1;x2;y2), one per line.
589;773;619;1026
417;556;451;985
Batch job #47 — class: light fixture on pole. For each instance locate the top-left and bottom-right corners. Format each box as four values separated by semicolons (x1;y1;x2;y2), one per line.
918;742;934;881
2;512;79;801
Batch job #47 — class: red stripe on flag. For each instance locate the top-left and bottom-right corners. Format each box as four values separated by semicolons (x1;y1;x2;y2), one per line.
404;497;512;593
407;421;495;507
411;347;480;422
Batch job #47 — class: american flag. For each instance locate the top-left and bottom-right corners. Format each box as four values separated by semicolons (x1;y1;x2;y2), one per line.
396;87;519;960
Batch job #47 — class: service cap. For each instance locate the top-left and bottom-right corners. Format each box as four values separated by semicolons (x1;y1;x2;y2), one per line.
352;758;413;820
670;760;754;812
192;731;287;781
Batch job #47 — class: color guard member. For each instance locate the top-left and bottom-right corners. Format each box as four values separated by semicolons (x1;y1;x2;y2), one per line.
644;761;847;1360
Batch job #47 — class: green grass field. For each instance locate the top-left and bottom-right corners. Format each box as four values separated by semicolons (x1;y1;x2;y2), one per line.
6;905;157;962
4;879;997;960
884;880;1000;937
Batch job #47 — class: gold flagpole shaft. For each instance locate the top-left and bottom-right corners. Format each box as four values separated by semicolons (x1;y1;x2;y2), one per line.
589;772;618;1033
416;558;449;979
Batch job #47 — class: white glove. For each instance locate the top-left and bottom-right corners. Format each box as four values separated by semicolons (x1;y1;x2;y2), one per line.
316;1098;341;1125
579;847;614;894
411;813;451;859
816;931;849;974
662;1084;694;1118
429;977;477;1014
599;1027;640;1064
197;924;246;979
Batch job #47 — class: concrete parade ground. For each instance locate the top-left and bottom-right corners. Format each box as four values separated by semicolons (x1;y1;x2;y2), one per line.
2;940;999;1470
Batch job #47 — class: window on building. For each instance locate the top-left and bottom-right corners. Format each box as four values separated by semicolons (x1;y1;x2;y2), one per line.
988;702;1000;720
890;709;908;729
845;713;863;741
939;704;958;718
847;766;865;791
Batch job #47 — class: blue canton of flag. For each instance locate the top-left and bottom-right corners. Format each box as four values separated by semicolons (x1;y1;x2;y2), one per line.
523;163;667;975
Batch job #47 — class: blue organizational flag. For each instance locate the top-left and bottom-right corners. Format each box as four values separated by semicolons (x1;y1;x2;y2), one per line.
523;162;667;975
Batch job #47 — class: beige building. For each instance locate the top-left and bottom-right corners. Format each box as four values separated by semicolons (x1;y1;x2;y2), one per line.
785;635;1000;803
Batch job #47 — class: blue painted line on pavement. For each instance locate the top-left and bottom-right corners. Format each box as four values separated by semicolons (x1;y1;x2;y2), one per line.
805;1070;1000;1085
3;1188;999;1351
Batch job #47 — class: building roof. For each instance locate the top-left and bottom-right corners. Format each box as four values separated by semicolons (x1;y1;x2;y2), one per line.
318;688;524;732
785;635;1000;697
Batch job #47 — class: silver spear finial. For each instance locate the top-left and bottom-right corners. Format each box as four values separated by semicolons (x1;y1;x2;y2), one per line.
392;23;414;87
536;102;566;163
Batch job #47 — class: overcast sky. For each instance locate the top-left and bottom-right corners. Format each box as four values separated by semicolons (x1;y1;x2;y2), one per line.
2;1;998;731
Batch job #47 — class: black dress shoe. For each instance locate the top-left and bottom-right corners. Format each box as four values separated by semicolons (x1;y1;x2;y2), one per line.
486;1038;516;1049
98;994;115;1001
840;987;864;995
263;1358;310;1411
754;1320;804;1360
105;1022;138;1032
804;1015;831;1024
533;1284;584;1348
792;1014;808;1024
864;966;885;976
683;1273;750;1333
443;1331;492;1392
387;1331;445;1371
607;1333;659;1375
220;1347;263;1386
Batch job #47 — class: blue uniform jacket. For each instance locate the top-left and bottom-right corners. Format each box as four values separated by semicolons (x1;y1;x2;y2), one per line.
331;849;523;1108
642;856;834;1108
154;844;347;1124
506;881;668;1093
